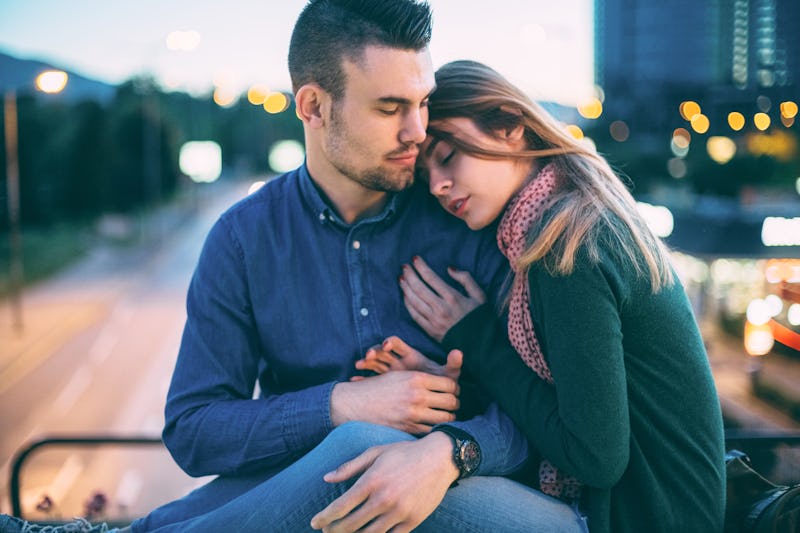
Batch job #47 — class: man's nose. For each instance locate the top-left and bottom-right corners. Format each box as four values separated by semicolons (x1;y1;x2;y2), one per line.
399;108;427;145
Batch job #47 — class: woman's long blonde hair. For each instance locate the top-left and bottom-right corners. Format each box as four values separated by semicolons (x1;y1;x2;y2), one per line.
428;60;673;291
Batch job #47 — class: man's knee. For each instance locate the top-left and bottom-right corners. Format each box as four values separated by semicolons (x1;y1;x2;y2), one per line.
324;422;415;451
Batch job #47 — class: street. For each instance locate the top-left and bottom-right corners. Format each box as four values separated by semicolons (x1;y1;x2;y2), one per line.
0;180;252;522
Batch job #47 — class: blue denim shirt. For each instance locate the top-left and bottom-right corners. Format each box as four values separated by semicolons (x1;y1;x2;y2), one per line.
163;164;527;479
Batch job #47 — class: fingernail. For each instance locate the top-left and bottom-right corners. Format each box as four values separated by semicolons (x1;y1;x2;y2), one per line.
398;274;404;282
382;339;390;348
412;255;420;262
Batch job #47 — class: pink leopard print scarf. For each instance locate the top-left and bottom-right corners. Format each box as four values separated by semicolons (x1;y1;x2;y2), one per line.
496;162;582;501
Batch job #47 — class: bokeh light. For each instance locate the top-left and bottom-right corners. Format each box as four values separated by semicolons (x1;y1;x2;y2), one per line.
247;85;270;105
268;140;305;173
667;157;687;178
35;70;68;93
213;86;237;107
728;112;745;131
264;92;290;114
780;101;798;119
690;114;710;134
609;120;629;142
764;294;783;317
706;136;736;164
679;101;701;121
746;299;771;326
565;124;584;139
754;112;771;131
744;321;774;356
756;95;771;112
789;304;800;327
179;141;222;183
576;97;602;119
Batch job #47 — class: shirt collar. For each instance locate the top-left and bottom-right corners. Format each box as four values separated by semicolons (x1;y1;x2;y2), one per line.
298;162;405;228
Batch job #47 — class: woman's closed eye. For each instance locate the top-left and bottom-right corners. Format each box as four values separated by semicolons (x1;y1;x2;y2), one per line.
440;150;455;165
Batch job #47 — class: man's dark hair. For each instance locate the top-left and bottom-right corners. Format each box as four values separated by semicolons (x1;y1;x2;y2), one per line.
288;0;432;98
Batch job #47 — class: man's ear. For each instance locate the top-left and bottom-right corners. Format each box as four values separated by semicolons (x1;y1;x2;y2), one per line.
295;84;329;128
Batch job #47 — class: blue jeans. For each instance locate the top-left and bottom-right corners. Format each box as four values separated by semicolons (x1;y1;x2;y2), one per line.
133;422;588;532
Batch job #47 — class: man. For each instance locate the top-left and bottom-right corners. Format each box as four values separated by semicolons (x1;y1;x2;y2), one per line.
0;1;584;531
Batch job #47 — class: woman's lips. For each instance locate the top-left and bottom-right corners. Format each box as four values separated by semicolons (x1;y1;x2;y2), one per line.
448;196;468;217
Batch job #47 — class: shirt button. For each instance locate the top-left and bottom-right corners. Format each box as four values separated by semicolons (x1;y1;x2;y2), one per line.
318;213;326;222
360;308;369;317
352;240;361;250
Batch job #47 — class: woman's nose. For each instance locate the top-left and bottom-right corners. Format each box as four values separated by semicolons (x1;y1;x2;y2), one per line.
428;169;452;197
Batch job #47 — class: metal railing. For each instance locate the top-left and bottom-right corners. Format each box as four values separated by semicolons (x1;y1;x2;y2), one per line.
9;435;162;521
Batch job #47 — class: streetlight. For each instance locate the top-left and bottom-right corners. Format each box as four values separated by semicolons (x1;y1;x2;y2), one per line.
3;70;68;331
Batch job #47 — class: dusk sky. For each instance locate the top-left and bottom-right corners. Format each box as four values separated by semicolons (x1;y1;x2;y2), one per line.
0;0;594;106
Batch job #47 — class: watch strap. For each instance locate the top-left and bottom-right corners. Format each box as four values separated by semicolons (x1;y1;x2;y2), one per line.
433;425;480;480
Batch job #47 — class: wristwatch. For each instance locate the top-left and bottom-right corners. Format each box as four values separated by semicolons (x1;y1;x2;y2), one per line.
433;425;481;480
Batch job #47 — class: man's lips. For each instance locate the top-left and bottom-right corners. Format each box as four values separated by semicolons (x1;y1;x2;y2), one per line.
386;151;418;165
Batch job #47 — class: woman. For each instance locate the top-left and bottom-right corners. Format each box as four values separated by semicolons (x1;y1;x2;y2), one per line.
357;60;726;532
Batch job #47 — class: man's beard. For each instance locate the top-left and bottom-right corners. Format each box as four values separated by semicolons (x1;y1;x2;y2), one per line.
326;105;415;193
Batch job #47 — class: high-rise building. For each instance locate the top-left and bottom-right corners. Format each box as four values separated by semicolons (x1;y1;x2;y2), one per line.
595;0;799;98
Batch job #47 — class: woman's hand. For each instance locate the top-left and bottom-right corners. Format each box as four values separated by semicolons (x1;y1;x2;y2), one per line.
400;256;486;342
353;336;463;382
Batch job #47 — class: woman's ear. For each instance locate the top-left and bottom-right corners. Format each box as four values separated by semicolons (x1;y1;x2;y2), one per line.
502;124;525;143
498;105;525;143
295;84;328;128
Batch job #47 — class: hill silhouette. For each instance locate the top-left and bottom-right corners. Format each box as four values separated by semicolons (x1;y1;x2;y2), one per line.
0;49;115;103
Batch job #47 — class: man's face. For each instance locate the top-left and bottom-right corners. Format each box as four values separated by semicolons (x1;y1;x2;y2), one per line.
323;45;435;193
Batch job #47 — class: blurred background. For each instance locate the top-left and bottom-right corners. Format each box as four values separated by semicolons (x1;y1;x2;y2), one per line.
0;0;799;525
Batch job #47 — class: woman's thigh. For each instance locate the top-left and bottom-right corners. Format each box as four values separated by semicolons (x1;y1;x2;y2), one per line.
419;476;588;533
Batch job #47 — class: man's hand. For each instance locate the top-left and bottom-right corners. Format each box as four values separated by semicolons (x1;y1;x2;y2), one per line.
353;336;463;381
310;431;459;532
331;371;459;435
400;257;486;342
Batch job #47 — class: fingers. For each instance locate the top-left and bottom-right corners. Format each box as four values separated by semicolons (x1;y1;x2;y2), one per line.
310;486;372;531
409;257;460;300
354;348;394;374
323;446;381;483
444;349;463;381
447;266;486;304
381;336;416;359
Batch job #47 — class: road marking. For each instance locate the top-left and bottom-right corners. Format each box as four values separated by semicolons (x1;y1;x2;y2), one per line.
0;305;104;395
89;329;119;365
54;366;92;416
115;469;143;509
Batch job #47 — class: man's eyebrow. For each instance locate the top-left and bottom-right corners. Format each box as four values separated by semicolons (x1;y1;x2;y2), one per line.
376;87;436;106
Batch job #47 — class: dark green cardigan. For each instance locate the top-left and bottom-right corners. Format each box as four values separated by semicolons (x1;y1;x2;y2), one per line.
442;240;726;533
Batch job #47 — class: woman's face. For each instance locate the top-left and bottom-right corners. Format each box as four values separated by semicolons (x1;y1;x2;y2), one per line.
419;117;533;230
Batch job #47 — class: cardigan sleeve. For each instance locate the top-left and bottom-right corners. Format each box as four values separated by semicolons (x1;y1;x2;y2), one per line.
442;252;631;488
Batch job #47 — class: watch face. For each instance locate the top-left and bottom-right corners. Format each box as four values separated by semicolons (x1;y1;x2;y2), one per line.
459;440;481;473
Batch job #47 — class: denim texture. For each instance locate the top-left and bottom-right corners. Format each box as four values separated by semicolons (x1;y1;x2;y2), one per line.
136;423;585;532
134;164;529;530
